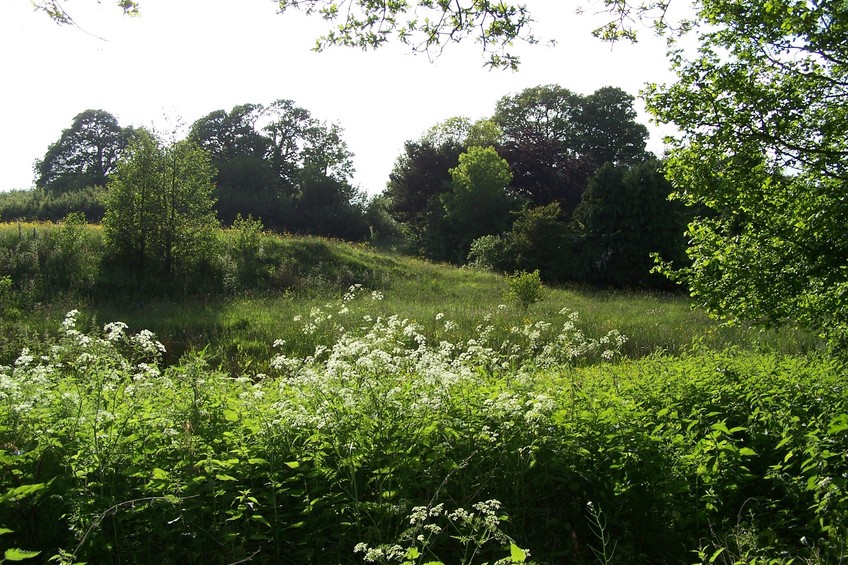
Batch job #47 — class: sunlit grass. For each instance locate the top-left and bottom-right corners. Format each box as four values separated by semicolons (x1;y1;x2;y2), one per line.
0;222;823;369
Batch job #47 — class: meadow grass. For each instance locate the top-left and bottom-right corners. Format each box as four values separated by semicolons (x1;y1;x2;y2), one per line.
87;271;820;373
0;220;822;369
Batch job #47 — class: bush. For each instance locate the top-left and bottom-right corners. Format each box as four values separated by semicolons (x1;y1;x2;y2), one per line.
0;186;107;223
467;234;511;271
505;269;544;310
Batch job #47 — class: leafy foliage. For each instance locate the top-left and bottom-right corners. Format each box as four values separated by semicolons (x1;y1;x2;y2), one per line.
383;85;662;280
102;129;219;281
644;0;848;346
35;110;133;195
572;160;689;288
505;270;544;311
495;85;649;215
276;0;536;70
0;186;107;223
189;100;368;239
441;146;517;261
0;300;843;563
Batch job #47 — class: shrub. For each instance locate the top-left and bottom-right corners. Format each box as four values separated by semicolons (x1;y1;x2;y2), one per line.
505;270;544;310
467;234;511;271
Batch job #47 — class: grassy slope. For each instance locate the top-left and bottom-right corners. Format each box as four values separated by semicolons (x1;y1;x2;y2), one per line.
1;222;821;369
88;235;821;370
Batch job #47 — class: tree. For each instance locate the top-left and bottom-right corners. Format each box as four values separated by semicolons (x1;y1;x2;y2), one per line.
187;100;362;237
506;202;576;282
644;0;848;344
493;85;647;215
292;164;369;240
577;86;649;166
441;145;517;261
189;104;283;227
189;104;268;160
384;137;464;255
36;109;133;194
103;129;218;281
262;99;354;187
572;160;688;288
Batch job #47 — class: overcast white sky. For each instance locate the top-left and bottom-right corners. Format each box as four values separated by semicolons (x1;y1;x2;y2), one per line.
0;0;678;195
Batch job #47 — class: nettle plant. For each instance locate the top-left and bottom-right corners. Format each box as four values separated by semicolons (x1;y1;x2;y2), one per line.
0;287;630;563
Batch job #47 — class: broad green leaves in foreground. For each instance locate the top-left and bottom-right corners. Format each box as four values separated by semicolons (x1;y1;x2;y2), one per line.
0;289;846;562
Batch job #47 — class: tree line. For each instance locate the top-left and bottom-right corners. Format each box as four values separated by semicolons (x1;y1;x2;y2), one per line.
381;85;690;289
24;103;371;240
2;85;686;290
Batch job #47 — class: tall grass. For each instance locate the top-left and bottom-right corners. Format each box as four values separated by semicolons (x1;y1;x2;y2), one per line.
0;221;823;370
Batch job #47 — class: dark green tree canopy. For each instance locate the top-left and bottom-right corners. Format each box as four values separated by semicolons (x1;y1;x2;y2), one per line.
494;85;648;213
573;160;689;288
189;104;282;227
36;109;133;195
188;104;268;161
187;100;366;239
578;86;650;166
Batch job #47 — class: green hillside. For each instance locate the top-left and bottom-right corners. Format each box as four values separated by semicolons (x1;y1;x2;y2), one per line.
0;222;819;369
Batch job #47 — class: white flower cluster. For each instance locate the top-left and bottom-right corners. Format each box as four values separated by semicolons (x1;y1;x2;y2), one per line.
268;290;627;439
355;498;528;564
0;311;171;427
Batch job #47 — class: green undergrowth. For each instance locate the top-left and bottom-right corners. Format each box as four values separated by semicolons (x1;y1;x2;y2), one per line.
0;307;845;564
0;222;821;369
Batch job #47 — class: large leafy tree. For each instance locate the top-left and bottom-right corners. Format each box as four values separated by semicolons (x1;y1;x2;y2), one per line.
578;86;650;166
189;104;282;226
385;139;460;226
494;85;648;214
189;104;268;160
441;145;517;261
644;0;848;344
36;109;133;195
384;128;466;257
572;160;689;288
262;99;354;186
103;129;218;280
187;100;363;236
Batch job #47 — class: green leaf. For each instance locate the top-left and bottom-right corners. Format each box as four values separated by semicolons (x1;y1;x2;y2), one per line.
510;542;527;562
151;467;170;480
4;548;41;561
828;414;848;435
709;547;725;563
738;447;757;457
250;515;271;528
215;473;238;481
223;409;239;422
710;422;731;435
1;483;46;504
